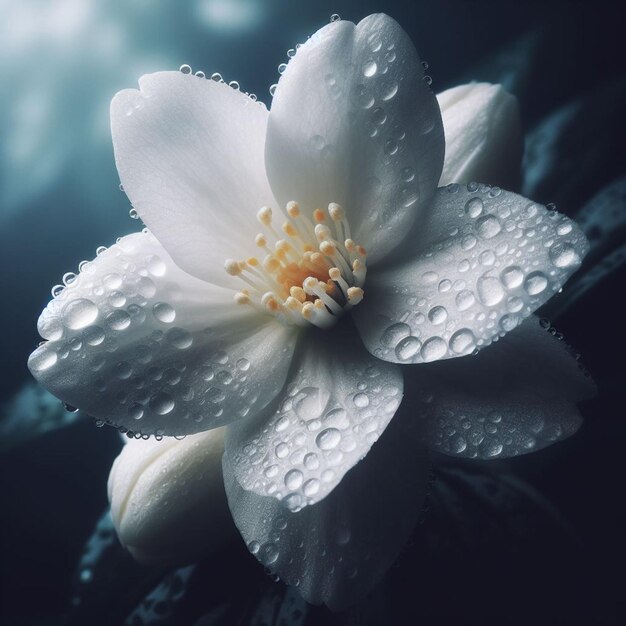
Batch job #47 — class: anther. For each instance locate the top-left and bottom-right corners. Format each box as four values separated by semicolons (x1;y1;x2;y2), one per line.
225;259;242;276
347;286;364;305
257;206;272;225
328;203;344;221
286;201;300;218
313;209;326;223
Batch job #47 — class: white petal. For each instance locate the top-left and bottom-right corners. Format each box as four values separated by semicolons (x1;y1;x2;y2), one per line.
412;316;595;458
265;13;443;265
438;83;522;189
111;71;276;286
224;327;403;511
28;232;297;435
354;184;588;364
223;405;430;609
108;429;233;565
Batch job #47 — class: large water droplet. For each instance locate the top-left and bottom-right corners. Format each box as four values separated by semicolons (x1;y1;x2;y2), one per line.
63;299;98;330
153;302;176;323
476;215;502;239
549;242;581;268
363;60;377;77
395;336;421;361
316;428;341;450
149;392;175;415
500;266;524;289
449;329;476;355
524;271;548;295
421;337;447;362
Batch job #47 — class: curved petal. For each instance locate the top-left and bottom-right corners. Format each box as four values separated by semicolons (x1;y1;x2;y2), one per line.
28;232;297;436
354;184;588;364
108;428;234;566
111;71;277;286
265;13;444;266
410;316;595;458
437;82;523;190
224;325;403;511
223;402;430;609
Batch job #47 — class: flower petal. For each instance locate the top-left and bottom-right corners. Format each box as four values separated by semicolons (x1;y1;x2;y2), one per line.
223;326;403;511
223;402;430;609
354;184;588;364
108;429;233;566
410;316;595;458
111;71;277;286
265;13;444;265
437;83;523;189
28;232;297;436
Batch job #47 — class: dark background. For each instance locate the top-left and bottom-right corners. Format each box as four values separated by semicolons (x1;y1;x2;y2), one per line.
1;1;625;624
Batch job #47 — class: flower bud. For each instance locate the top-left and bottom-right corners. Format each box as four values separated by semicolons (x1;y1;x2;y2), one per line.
107;428;234;566
437;82;523;190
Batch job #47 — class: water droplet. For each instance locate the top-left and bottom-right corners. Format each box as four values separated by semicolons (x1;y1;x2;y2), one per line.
146;255;166;277
293;387;323;420
106;309;131;331
149;392;175;415
63;299;98;330
330;13;341;22
285;469;303;490
499;314;519;332
455;290;475;311
421;337;447;362
549;242;581;268
381;80;398;101
303;478;320;496
277;63;287;75
465;197;483;218
353;392;370;408
229;80;240;90
524;271;548;295
380;322;410;347
476;215;502;239
153;302;176;323
166;327;192;349
449;329;476;355
211;72;222;82
395;336;421;361
428;305;447;325
500;266;524;289
128;403;144;420
316;428;341;450
384;139;398;155
179;64;192;75
363;60;377;77
269;83;277;96
236;358;250;371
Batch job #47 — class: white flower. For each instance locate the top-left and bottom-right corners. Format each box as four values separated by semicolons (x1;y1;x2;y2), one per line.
28;14;592;608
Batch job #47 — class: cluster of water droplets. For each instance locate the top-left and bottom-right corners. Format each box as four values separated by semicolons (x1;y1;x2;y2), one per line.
366;183;586;364
415;317;589;459
230;357;401;512
178;63;266;109
29;231;292;437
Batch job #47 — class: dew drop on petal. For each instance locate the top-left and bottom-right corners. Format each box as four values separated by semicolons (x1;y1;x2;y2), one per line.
63;299;98;330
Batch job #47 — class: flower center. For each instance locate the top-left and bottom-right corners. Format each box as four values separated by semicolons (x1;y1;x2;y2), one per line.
224;201;367;328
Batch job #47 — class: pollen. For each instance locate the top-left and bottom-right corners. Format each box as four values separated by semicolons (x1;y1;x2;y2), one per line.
225;201;367;328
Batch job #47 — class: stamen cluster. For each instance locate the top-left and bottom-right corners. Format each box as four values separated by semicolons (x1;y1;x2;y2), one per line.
225;201;367;328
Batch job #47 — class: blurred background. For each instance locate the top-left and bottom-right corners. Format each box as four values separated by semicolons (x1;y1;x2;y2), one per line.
1;1;625;624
